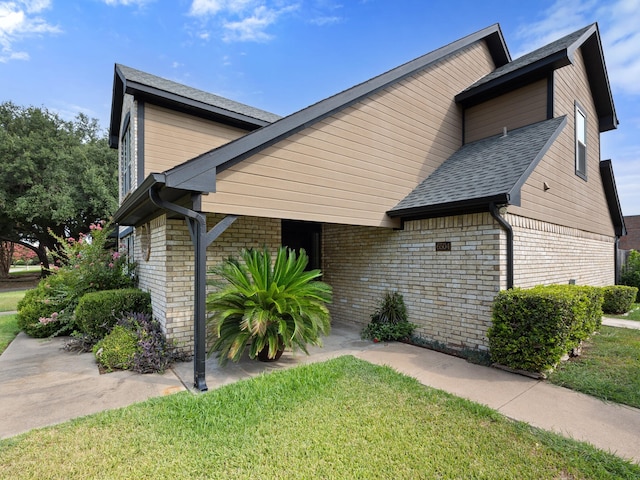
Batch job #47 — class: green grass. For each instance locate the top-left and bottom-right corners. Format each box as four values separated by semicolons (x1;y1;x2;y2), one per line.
607;303;640;321
0;356;637;479
0;290;27;312
0;314;20;355
548;326;640;408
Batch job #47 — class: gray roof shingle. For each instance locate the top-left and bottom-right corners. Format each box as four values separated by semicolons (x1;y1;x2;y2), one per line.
388;116;567;218
459;25;593;95
116;64;281;124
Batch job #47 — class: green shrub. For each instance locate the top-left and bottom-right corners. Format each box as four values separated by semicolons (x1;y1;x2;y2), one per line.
621;250;640;302
601;285;638;314
93;325;139;372
75;288;151;340
16;221;136;339
487;285;603;373
361;291;416;342
117;312;189;373
16;286;64;338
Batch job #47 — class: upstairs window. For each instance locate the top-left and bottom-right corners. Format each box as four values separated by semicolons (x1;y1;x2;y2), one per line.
120;116;132;196
575;103;587;180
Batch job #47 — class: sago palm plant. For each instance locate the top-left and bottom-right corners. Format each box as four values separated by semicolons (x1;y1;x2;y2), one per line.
207;247;332;365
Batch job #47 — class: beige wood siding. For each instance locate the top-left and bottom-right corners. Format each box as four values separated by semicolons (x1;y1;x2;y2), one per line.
464;79;548;143
144;104;249;176
509;48;615;236
202;41;497;228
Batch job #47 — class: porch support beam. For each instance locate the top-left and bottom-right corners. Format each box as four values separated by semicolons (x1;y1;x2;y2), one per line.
149;185;237;391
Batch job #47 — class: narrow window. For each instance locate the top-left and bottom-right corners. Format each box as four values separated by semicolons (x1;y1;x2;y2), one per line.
575;103;587;180
120;117;132;196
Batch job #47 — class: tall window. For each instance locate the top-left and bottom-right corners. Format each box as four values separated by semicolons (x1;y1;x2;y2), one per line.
575;103;587;180
120;117;132;196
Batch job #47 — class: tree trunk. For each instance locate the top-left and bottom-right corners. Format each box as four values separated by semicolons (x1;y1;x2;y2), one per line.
0;241;14;278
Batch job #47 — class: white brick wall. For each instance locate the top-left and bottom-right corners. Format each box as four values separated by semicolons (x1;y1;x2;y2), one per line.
510;214;615;287
135;214;280;354
323;213;501;350
133;210;616;355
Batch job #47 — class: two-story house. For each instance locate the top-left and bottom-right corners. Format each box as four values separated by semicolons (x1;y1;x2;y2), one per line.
109;23;625;390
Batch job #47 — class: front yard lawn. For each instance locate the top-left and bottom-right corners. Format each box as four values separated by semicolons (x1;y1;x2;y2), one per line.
0;290;27;312
548;326;640;408
1;356;637;479
606;303;640;322
0;314;19;355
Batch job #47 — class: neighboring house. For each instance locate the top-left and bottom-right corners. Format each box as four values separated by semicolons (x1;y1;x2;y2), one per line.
619;215;640;251
109;23;625;390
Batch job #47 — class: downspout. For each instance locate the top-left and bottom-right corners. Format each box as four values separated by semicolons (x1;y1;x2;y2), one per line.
489;203;514;290
614;237;620;285
149;185;237;392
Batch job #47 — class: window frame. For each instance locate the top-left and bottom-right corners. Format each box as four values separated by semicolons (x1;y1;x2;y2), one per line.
575;102;587;180
120;113;133;197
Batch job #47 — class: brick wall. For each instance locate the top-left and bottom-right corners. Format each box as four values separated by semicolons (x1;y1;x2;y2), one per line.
135;210;616;356
510;214;615;287
323;213;502;350
135;214;281;354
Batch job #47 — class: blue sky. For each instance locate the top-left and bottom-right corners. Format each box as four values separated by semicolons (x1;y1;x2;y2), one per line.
1;0;639;215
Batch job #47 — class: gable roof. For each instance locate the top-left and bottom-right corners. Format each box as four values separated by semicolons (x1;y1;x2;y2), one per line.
157;24;509;193
114;24;510;226
109;64;281;148
455;23;617;132
387;116;567;219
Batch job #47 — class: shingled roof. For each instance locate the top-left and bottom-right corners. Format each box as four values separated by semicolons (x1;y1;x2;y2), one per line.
387;116;567;219
109;64;281;148
456;23;617;132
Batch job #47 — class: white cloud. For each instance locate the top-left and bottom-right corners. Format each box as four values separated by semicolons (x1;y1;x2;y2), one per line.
309;15;341;26
188;0;299;43
222;5;278;42
0;0;60;62
189;0;256;16
102;0;153;6
514;0;640;95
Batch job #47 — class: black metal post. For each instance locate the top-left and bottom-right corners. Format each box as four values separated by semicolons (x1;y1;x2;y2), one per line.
149;186;237;392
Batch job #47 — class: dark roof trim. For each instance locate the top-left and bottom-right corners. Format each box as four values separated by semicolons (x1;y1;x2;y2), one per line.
388;195;510;221
506;115;567;205
600;159;626;237
163;24;510;192
456;49;571;107
387;116;566;221
456;24;617;133
109;65;279;148
112;173;201;227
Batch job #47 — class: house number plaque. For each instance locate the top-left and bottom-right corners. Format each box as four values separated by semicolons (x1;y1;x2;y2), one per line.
435;242;451;252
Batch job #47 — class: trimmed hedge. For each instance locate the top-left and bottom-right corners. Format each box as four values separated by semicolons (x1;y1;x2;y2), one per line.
75;288;151;339
487;285;603;373
601;285;638;314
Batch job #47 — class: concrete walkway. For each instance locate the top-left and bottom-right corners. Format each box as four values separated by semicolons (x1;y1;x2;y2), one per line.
1;321;639;465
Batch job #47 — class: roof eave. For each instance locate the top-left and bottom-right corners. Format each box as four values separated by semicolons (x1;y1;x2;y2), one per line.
108;64;274;150
386;194;510;221
124;81;273;131
455;50;570;107
599;159;626;237
109;66;126;149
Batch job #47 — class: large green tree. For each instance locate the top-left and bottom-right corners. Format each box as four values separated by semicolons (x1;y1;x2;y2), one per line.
0;101;118;271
